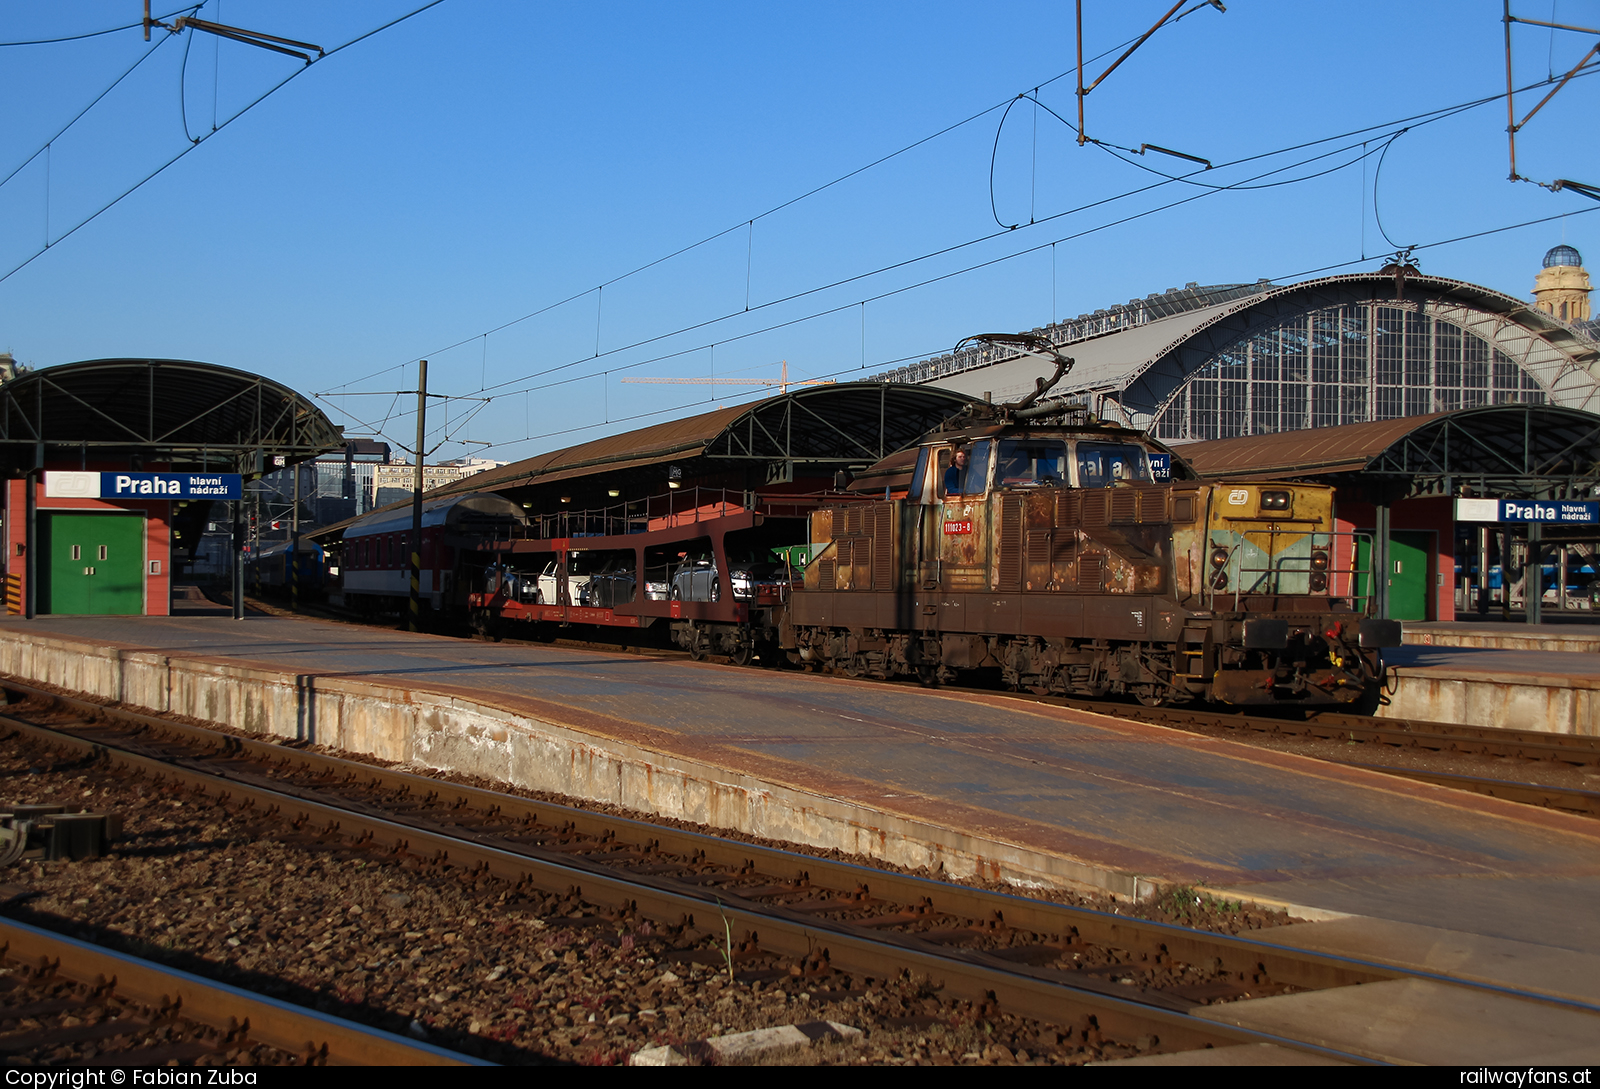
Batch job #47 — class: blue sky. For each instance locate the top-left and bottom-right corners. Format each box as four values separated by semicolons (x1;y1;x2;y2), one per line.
2;1;1597;463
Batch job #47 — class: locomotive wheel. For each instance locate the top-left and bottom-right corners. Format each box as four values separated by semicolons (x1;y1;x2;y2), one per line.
916;663;938;688
727;642;753;667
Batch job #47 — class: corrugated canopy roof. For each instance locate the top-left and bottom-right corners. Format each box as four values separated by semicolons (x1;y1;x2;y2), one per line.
1180;413;1453;477
309;382;977;539
0;358;341;473
439;381;977;497
1180;405;1600;483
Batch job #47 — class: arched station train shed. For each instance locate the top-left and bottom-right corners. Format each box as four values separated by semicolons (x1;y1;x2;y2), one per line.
883;269;1600;625
0;359;342;617
310;382;977;631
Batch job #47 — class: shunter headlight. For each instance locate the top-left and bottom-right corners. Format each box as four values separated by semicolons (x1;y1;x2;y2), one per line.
1310;550;1330;571
1260;490;1291;511
1209;547;1230;568
1310;571;1328;592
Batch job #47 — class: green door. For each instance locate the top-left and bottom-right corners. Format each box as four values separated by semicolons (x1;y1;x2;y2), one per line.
1388;530;1432;621
1353;531;1431;620
40;514;146;615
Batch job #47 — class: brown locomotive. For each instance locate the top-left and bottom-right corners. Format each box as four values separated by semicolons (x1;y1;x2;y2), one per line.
784;380;1397;705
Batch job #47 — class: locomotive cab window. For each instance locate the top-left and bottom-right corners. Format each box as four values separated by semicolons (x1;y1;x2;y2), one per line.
997;439;1068;488
911;446;932;502
938;440;990;498
1074;443;1150;487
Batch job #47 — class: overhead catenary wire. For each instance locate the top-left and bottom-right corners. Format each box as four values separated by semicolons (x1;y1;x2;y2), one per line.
444;124;1484;408
379;61;1599;423
320;72;1600;457
0;7;198;47
0;13;199;193
328;7;1222;395
493;202;1600;453
0;1;448;288
332;32;1596;401
1372;128;1414;252
330;194;1600;464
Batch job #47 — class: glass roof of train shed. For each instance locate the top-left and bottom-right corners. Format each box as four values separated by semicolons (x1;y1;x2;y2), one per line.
0;358;343;475
921;273;1600;437
1178;404;1600;502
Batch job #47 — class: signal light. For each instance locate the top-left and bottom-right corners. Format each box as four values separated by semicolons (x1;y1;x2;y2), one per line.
1310;549;1330;571
1209;547;1229;568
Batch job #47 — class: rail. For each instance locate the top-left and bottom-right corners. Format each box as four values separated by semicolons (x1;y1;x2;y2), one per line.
0;685;1406;1062
0;917;483;1066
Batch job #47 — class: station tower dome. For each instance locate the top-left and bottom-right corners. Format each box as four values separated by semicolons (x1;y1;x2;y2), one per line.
1532;244;1592;322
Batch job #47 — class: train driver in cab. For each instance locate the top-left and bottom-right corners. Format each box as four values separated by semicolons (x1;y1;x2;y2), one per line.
939;441;989;497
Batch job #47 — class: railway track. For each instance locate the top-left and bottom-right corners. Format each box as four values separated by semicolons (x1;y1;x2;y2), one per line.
0;916;480;1066
1031;695;1600;817
4;682;1596;1064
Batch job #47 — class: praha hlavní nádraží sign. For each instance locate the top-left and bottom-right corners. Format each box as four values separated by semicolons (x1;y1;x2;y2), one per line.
1455;498;1598;524
43;471;242;501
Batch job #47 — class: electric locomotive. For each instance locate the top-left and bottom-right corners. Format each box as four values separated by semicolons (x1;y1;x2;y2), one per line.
784;369;1398;706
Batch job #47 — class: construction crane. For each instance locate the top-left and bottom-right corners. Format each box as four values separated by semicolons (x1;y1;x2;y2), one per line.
620;361;833;395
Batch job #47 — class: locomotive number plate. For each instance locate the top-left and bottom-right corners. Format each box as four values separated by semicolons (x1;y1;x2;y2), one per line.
943;520;973;535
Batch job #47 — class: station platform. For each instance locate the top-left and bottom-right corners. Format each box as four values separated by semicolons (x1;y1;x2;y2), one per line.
1379;635;1599;734
0;613;1596;967
1404;618;1600;653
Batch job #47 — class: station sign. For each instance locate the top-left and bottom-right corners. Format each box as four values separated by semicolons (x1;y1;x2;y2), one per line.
1149;453;1172;482
1455;497;1598;524
45;471;242;501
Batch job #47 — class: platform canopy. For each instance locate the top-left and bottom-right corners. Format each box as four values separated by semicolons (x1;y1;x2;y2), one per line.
0;358;343;476
305;381;979;540
439;381;979;497
1178;404;1600;500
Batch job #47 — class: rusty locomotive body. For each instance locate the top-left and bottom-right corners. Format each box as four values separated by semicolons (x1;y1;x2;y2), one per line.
784;402;1397;706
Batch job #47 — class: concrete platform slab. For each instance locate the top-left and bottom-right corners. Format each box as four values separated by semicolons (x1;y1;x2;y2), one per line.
1377;643;1600;734
1244;917;1600;1009
1405;620;1600;653
0;615;1597;961
1191;978;1600;1065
